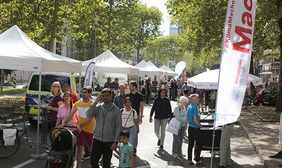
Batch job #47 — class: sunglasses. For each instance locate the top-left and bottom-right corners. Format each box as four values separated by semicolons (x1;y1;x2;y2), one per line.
63;95;70;98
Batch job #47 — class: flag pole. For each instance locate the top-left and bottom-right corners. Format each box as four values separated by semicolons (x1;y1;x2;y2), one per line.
210;126;216;168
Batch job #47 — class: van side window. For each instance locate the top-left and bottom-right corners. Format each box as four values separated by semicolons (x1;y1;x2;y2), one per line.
29;75;70;91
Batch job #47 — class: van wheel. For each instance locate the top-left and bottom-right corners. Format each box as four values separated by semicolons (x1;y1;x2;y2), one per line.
28;118;37;126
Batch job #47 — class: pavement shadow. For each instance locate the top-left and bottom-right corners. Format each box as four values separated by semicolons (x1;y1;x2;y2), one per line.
153;149;186;167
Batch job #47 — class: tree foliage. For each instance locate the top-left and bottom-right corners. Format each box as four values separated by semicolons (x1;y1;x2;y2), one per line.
0;0;162;61
166;0;280;72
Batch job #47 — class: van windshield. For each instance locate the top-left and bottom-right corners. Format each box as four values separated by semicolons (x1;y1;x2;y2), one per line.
29;75;70;91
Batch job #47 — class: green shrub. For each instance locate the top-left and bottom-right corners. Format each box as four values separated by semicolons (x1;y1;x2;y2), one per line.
0;88;26;95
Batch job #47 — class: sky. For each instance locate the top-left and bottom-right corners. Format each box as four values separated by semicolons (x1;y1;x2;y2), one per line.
140;0;170;36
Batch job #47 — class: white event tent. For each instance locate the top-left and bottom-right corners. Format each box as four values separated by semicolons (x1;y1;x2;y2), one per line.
135;60;163;76
0;25;81;72
82;50;139;75
0;25;82;155
187;69;263;89
160;65;178;76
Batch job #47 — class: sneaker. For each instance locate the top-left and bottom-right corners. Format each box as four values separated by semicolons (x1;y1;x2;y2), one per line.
218;166;226;168
82;153;90;160
179;154;186;158
187;160;194;166
159;145;163;149
172;154;178;158
270;151;282;159
157;140;161;146
196;161;205;167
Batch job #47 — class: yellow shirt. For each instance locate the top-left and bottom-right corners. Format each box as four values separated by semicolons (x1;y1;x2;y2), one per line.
73;99;96;133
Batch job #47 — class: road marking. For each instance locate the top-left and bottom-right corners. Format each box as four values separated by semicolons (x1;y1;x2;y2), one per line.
11;159;36;168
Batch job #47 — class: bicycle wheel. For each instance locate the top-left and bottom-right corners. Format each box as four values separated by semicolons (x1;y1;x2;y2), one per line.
0;133;20;158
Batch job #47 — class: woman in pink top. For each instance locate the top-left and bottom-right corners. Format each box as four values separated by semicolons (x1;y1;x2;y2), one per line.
56;91;78;127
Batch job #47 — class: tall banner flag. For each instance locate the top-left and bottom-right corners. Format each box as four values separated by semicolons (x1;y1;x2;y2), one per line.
84;62;95;88
215;0;257;127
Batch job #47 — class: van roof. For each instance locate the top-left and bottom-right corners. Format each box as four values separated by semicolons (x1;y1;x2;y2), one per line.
31;72;77;77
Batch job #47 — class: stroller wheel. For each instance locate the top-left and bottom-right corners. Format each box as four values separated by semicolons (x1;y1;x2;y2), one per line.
45;160;50;168
66;156;74;168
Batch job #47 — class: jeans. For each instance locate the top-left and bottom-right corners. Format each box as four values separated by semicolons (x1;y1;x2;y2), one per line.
154;119;168;146
188;126;202;161
122;126;137;148
220;123;234;167
172;126;186;155
90;139;113;168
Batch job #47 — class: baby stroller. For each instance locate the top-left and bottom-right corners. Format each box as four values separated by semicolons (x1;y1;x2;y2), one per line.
46;126;79;168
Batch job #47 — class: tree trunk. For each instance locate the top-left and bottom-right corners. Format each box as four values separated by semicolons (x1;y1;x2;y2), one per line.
107;0;113;50
0;69;3;92
136;47;140;63
48;0;59;53
276;0;282;112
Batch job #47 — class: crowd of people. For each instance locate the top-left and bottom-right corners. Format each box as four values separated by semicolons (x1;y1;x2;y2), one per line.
45;77;225;168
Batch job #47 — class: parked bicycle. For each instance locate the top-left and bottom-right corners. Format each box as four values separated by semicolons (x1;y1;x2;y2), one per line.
0;104;29;158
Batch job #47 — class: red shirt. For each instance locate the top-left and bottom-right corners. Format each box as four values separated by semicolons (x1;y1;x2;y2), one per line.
71;91;79;104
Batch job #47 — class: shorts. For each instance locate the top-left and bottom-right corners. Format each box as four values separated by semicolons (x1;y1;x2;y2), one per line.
77;130;93;147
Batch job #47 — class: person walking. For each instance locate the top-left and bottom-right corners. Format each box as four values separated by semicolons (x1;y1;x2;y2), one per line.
149;89;172;149
55;91;78;127
62;86;96;168
126;81;144;124
172;96;188;158
104;77;113;89
187;94;203;166
219;123;235;168
121;97;139;150
126;81;144;153
145;79;152;104
47;81;64;128
86;88;122;168
114;84;126;109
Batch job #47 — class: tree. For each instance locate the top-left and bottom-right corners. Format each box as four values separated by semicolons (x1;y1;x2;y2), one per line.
277;0;282;112
144;35;183;65
0;0;73;52
127;3;162;63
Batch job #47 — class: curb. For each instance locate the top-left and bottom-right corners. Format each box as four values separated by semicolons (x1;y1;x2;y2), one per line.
240;109;282;168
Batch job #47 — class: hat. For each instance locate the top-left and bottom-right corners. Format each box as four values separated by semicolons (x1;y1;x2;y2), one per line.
81;86;93;93
189;94;199;99
179;96;189;103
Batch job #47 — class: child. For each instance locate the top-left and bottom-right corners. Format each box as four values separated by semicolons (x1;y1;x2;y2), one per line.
118;132;135;168
55;91;78;127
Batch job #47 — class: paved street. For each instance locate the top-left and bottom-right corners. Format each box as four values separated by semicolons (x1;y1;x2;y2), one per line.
1;101;263;168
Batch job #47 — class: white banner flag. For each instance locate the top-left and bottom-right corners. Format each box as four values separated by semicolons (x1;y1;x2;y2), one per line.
215;0;257;127
84;62;95;88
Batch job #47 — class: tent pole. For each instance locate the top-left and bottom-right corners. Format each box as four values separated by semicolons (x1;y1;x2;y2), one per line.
79;72;82;98
210;126;216;168
36;72;42;154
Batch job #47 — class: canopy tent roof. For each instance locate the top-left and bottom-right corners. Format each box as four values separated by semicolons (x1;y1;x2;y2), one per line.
160;65;178;76
187;69;263;89
135;60;163;76
0;25;81;73
82;50;139;75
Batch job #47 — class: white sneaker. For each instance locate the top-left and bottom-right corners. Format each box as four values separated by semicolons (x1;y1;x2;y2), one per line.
173;154;178;158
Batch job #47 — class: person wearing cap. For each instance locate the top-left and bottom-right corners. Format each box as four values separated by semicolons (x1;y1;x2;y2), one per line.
172;96;188;158
187;94;203;166
62;86;96;168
